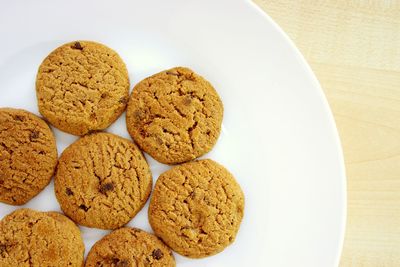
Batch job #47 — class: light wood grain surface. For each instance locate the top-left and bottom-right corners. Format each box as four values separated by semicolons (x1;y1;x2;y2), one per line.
254;1;400;266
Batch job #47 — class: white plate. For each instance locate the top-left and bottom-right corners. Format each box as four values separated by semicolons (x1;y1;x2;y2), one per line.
0;1;346;266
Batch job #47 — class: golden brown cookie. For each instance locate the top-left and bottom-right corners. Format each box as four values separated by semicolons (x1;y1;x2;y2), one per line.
0;208;84;267
0;108;57;205
85;227;175;267
126;67;223;164
36;40;130;136
148;159;245;258
55;132;152;229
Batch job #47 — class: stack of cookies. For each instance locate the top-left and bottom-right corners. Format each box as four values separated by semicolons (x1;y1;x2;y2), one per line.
0;41;245;266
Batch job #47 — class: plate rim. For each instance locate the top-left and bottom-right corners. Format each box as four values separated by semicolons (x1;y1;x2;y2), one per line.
247;1;347;265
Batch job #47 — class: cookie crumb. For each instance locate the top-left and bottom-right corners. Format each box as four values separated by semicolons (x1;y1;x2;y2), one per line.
79;204;89;212
133;110;143;120
30;131;40;141
112;258;129;267
166;70;180;76
72;41;83;50
0;244;6;254
119;96;128;104
66;188;74;196
183;96;192;105
152;248;164;260
14;115;24;122
99;182;114;194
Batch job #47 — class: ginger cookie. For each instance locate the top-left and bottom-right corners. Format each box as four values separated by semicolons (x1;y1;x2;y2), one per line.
126;67;223;164
36;40;130;136
54;132;152;229
0;108;57;205
148;159;245;258
0;208;84;267
85;227;175;267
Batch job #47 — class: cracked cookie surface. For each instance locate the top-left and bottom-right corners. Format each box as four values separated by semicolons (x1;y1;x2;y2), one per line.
36;40;130;136
126;67;223;164
0;108;57;205
54;132;152;229
85;227;175;267
0;208;84;267
148;159;244;258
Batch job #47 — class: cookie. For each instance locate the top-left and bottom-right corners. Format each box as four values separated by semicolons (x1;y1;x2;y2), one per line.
85;227;175;267
54;132;152;229
36;40;130;136
148;159;244;258
0;108;58;205
126;67;223;164
0;208;84;266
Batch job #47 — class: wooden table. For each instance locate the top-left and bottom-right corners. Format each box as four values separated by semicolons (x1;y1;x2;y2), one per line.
254;1;400;266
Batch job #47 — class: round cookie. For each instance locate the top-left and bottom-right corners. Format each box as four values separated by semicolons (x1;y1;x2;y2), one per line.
0;108;58;205
55;132;152;229
0;208;84;266
85;227;175;267
126;67;223;164
36;40;130;136
148;159;245;258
